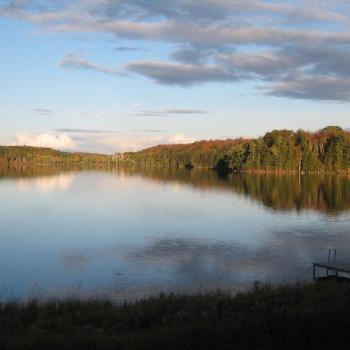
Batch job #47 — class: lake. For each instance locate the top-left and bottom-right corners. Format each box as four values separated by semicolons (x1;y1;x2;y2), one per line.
0;165;350;300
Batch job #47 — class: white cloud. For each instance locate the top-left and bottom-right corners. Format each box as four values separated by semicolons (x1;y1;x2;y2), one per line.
6;131;196;153
168;133;196;144
100;135;165;152
12;133;76;150
69;133;196;152
100;133;196;151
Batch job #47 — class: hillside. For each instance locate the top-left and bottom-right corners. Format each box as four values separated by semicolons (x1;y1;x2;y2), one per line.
112;126;350;173
2;126;350;172
0;146;108;165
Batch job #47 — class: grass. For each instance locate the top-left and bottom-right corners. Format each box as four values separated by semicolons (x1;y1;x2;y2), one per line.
1;281;350;349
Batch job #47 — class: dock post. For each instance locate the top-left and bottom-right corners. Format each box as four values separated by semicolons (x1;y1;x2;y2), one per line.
313;264;316;279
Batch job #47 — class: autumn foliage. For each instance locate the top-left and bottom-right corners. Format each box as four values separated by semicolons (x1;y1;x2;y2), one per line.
113;126;350;173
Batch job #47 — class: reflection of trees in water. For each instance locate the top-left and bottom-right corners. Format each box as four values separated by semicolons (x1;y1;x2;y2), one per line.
0;163;108;179
114;166;350;214
231;174;350;214
1;164;349;214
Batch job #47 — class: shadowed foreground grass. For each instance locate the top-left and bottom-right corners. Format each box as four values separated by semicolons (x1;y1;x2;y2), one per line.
1;281;350;349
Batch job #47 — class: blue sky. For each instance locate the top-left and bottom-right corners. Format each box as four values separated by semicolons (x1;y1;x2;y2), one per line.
1;0;350;153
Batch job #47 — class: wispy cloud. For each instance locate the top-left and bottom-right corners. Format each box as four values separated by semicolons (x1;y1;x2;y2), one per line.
165;109;208;114
114;46;143;52
55;128;121;134
138;129;165;133
134;109;209;117
60;53;121;76
29;108;54;116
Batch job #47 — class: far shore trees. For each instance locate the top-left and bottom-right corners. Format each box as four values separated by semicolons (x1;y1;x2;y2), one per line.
1;126;349;173
112;126;350;173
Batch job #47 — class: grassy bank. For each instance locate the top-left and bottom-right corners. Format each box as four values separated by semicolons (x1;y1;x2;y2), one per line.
1;281;350;349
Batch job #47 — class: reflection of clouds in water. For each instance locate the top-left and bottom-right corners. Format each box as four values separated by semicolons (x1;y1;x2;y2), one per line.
127;238;286;286
17;174;74;193
58;226;350;296
59;253;92;271
59;246;128;272
126;228;350;287
172;182;184;194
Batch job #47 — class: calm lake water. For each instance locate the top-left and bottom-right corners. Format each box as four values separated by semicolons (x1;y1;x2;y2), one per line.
0;166;350;300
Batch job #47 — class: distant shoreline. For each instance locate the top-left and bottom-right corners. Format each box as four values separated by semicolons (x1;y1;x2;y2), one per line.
0;162;350;177
112;126;350;174
1;126;350;174
114;163;350;175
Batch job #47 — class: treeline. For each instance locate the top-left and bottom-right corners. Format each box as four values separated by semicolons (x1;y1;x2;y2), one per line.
112;126;350;173
0;146;108;165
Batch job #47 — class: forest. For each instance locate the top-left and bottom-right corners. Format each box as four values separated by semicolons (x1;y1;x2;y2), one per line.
1;126;349;173
112;126;350;173
0;146;108;165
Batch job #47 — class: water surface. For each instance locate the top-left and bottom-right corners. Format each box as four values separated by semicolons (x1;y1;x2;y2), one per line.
0;165;349;300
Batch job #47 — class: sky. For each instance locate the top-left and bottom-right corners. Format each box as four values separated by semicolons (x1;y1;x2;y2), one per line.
1;0;350;153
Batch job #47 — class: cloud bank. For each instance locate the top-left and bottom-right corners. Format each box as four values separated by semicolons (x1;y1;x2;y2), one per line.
8;131;195;153
12;133;76;150
2;0;350;101
69;132;196;153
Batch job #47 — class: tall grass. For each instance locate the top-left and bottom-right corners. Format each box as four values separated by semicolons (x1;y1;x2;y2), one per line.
0;281;349;349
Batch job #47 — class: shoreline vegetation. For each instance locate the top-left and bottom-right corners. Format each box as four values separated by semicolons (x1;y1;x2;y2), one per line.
112;126;350;174
0;146;108;166
1;126;349;174
1;280;350;349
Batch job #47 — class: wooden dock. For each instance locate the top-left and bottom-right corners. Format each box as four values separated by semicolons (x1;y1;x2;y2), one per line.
313;249;350;280
313;261;350;279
